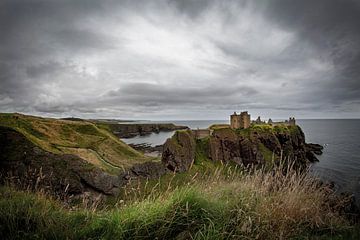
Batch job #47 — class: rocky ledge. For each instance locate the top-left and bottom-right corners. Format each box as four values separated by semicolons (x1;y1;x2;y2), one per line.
162;125;323;173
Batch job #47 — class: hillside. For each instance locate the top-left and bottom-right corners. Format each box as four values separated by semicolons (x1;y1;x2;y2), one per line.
0;113;149;174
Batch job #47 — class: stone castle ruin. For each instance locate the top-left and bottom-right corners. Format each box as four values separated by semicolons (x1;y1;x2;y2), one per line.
230;111;296;129
268;117;296;126
192;111;296;139
230;111;251;129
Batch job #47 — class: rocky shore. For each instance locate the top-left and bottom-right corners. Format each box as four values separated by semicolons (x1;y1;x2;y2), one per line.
128;143;163;157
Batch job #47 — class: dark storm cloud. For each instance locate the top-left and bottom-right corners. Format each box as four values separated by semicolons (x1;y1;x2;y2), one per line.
265;0;360;101
0;0;359;119
104;82;258;106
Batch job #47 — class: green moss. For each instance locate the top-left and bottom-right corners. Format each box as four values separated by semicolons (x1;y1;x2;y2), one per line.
235;127;251;137
195;137;210;165
258;143;275;167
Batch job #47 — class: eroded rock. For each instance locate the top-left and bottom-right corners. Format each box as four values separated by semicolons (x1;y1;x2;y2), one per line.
162;130;196;172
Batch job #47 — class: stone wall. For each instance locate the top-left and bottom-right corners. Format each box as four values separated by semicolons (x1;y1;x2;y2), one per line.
192;129;212;139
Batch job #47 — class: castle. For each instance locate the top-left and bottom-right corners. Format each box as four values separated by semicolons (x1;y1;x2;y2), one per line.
193;112;296;139
230;111;251;129
230;111;296;129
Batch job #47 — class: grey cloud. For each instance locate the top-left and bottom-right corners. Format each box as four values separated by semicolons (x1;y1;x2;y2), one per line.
0;0;359;119
104;82;258;106
265;0;360;96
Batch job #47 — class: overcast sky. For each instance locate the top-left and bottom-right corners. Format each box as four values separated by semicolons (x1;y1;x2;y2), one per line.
1;0;360;120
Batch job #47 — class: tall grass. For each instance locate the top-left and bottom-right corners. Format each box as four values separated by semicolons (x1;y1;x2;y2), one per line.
0;164;358;239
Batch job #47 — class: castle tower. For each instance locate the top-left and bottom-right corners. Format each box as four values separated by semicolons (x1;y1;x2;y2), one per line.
289;117;296;126
230;111;250;129
230;112;240;129
240;111;251;129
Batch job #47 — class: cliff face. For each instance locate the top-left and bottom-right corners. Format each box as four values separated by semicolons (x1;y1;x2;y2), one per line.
162;125;322;172
209;128;265;166
162;130;196;172
104;123;189;138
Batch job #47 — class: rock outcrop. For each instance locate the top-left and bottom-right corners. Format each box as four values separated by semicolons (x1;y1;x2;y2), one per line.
162;130;196;172
209;128;264;166
0;126;122;197
162;125;323;171
122;162;170;180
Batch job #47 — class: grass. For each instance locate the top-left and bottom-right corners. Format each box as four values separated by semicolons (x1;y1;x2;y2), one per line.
1;164;359;240
209;124;230;130
195;137;210;164
0;113;149;173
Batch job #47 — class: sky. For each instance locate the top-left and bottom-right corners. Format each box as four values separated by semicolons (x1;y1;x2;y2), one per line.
1;0;360;120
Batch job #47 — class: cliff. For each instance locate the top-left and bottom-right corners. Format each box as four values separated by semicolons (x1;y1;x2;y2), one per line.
162;124;323;172
0;126;122;197
0;113;155;198
162;130;196;172
95;121;189;138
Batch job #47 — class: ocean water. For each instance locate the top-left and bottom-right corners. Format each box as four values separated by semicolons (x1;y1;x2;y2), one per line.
299;119;360;201
121;119;360;199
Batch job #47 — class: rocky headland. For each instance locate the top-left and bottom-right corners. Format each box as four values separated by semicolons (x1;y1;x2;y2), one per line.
162;124;323;173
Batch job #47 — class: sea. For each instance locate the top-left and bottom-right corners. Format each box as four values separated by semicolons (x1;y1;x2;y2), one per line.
121;119;360;201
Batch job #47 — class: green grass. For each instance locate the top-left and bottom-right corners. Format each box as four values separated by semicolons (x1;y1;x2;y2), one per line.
258;143;275;164
195;137;210;164
0;113;149;173
209;124;229;130
1;164;359;240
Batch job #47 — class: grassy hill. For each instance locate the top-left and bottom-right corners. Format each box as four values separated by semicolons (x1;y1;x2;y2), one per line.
0;113;149;174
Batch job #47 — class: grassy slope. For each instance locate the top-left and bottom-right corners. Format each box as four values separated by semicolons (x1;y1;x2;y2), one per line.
1;164;359;240
0;113;149;173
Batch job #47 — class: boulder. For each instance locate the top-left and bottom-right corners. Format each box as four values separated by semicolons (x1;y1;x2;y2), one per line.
124;161;169;179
